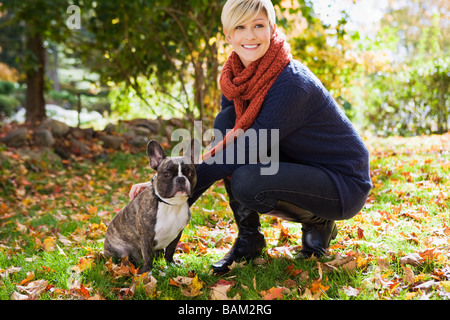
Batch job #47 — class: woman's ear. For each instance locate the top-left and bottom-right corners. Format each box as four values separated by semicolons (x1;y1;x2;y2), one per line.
271;24;277;36
224;30;232;44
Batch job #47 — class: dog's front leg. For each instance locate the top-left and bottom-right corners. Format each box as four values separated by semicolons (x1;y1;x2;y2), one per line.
140;234;154;273
164;230;183;264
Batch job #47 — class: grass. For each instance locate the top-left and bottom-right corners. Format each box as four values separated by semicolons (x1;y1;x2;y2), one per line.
0;133;449;300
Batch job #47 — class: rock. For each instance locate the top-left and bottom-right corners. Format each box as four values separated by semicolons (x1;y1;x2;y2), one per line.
128;119;161;133
39;118;70;137
129;135;148;147
68;127;95;140
36;129;54;147
103;123;116;134
131;126;151;137
98;135;124;150
1;127;28;147
70;138;90;155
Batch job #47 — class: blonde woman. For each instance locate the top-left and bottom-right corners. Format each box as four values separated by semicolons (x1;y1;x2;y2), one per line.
130;0;372;274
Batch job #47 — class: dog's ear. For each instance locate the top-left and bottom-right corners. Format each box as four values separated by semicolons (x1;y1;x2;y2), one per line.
186;139;201;167
147;140;167;170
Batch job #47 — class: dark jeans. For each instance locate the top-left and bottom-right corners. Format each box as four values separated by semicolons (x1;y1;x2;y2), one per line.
230;162;342;220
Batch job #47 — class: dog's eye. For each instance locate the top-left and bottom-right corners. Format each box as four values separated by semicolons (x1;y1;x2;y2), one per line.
163;172;171;178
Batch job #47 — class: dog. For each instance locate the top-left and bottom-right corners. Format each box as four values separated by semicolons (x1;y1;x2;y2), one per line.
104;139;198;273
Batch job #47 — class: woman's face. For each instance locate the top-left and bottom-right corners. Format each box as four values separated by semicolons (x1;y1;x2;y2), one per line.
225;12;274;68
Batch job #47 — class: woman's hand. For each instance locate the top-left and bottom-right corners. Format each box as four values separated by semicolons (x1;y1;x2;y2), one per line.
129;181;152;200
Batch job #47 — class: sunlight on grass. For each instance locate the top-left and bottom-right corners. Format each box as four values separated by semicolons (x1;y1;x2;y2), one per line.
0;134;449;300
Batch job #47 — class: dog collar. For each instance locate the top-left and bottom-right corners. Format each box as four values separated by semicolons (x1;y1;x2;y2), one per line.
151;174;172;206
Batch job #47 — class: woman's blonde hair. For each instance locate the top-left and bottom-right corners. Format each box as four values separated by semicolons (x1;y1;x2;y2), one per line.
221;0;276;35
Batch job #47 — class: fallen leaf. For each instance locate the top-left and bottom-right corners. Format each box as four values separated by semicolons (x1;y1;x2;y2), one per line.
88;205;98;215
310;280;330;295
440;281;450;292
260;287;284;300
10;291;28;300
19;271;35;285
283;279;297;288
172;275;204;297
42;237;56;252
342;260;357;272
209;279;239;300
142;275;158;297
401;265;415;285
400;253;423;266
16;279;48;297
414;280;438;292
357;227;365;240
285;264;302;277
342;285;360;297
197;240;208;254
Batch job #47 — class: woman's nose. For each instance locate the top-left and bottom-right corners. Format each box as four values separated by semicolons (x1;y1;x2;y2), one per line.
244;28;256;40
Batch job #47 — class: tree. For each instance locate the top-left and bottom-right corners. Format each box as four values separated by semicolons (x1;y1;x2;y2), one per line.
69;0;225;123
0;0;74;125
361;0;449;135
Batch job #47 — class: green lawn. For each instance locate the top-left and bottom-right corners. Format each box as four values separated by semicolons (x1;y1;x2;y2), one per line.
1;133;449;300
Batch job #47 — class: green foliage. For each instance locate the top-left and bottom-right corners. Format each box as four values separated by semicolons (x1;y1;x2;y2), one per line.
362;3;449;136
0;81;14;95
0;81;20;116
0;94;20;116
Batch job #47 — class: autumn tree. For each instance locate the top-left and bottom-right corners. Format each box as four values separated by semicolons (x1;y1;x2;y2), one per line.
361;0;449;135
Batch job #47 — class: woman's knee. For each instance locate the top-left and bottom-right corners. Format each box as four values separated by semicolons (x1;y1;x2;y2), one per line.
230;165;261;205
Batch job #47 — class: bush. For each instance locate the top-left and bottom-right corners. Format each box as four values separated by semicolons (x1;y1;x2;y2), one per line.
0;81;14;95
0;94;20;116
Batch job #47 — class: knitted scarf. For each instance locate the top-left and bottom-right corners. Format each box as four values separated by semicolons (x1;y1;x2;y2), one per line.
203;30;292;161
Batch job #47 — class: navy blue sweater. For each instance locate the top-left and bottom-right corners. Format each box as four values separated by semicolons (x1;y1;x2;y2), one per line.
195;60;372;217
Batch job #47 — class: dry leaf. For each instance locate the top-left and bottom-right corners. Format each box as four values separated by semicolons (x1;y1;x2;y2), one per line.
19;271;35;285
142;276;158;297
16;279;48;297
209;279;239;300
10;291;28;300
42;237;56;252
260;287;284;300
172;275;204;297
342;285;360;297
400;253;423;266
401;265;415;285
342;260;357;272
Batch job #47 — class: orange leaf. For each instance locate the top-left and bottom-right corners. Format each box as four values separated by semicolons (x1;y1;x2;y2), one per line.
261;287;284;300
169;278;181;287
88;206;98;215
310;280;330;295
285;264;302;277
197;240;208;254
19;271;35;285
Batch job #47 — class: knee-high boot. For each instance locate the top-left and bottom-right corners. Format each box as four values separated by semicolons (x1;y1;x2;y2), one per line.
211;179;266;274
267;200;338;258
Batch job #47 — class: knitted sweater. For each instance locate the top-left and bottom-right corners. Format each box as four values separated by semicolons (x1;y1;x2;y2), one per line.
195;59;372;218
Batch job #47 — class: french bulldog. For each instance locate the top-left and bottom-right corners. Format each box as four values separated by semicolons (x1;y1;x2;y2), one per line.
104;139;198;273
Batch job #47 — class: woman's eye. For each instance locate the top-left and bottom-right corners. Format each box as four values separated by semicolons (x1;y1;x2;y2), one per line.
255;24;264;28
236;25;244;30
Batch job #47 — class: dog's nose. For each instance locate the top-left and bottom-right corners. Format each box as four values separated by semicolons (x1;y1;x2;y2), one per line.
176;176;186;184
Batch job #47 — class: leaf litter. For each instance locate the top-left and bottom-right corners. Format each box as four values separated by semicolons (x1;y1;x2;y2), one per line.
0;130;449;300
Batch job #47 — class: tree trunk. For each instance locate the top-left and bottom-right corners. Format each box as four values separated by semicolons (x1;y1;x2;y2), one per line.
25;31;46;125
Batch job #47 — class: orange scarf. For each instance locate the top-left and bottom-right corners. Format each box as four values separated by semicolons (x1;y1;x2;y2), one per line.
203;30;291;161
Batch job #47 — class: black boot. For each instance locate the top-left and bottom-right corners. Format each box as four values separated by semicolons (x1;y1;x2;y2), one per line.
267;200;337;258
211;179;266;274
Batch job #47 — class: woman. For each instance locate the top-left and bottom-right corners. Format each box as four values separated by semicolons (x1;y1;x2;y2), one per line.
130;0;372;274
